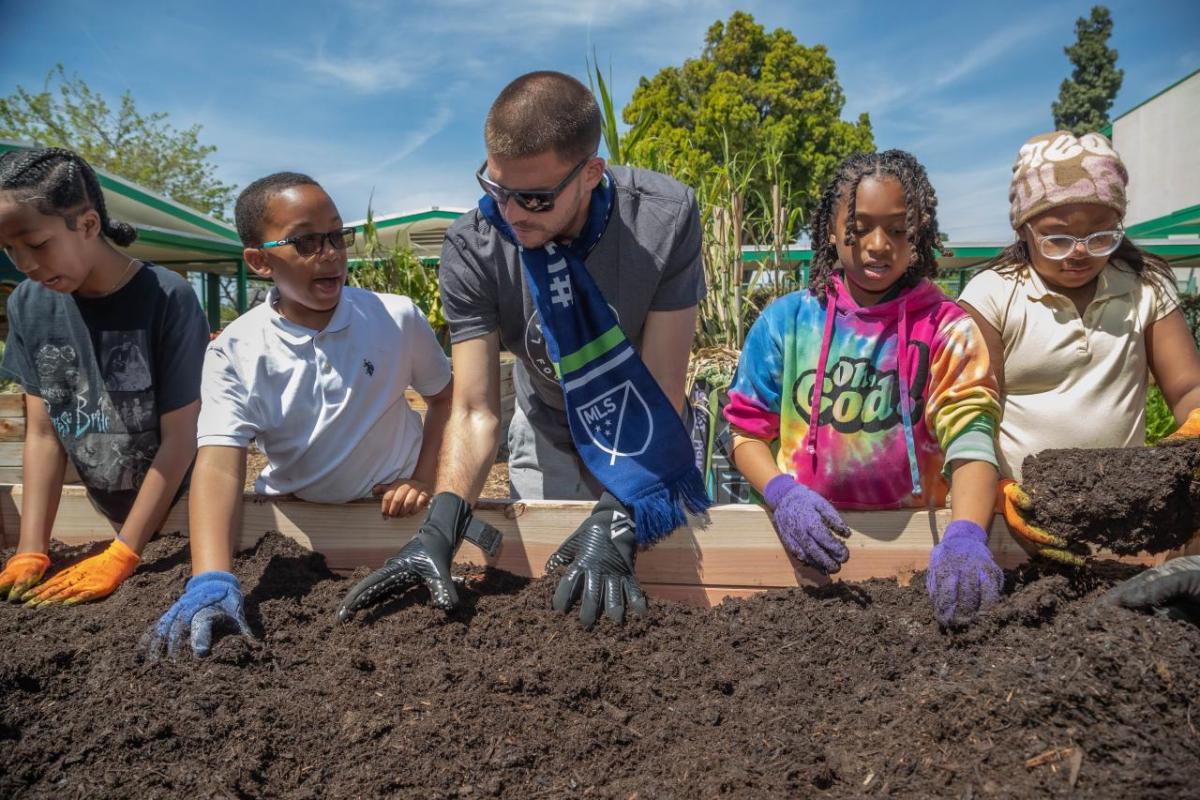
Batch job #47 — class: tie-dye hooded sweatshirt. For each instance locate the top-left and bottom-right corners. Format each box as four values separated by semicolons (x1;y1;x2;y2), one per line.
725;275;1000;510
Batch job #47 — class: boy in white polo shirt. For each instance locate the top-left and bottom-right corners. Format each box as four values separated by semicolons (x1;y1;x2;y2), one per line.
143;172;457;659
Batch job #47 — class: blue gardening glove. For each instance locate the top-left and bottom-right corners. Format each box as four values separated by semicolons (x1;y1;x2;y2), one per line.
764;474;851;575
546;492;649;628
926;520;1004;628
1096;555;1200;625
141;571;254;661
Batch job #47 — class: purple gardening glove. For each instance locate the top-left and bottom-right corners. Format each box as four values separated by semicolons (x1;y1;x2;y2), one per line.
926;520;1004;628
764;474;851;575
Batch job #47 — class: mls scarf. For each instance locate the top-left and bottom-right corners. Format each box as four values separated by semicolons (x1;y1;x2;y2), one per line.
480;173;710;544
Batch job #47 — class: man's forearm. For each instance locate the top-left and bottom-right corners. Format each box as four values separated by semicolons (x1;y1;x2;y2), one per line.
188;447;247;575
17;432;68;554
117;439;196;555
434;407;501;504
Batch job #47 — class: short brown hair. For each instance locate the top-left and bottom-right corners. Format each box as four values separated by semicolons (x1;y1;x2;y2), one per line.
484;71;601;162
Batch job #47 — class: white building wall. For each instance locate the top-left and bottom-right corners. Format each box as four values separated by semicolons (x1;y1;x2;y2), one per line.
1112;71;1200;227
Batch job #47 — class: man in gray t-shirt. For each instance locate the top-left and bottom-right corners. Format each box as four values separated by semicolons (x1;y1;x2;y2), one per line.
338;71;705;629
439;86;705;503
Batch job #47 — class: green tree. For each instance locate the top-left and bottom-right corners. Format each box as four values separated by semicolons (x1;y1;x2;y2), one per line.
0;65;236;218
621;11;873;231
1052;6;1124;135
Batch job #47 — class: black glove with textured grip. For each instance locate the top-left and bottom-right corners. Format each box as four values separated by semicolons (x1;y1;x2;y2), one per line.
546;492;648;628
1097;555;1200;625
337;492;473;621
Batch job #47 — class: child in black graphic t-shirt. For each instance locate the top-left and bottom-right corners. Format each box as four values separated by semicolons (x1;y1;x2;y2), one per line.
0;147;208;605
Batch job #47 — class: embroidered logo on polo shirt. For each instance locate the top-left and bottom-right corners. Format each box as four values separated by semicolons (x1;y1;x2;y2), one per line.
363;359;375;377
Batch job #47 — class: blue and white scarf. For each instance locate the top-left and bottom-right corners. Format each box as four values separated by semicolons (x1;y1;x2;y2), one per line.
480;174;710;543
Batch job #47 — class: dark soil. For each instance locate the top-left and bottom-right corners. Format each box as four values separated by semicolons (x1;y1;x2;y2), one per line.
2;533;1199;800
1022;442;1200;555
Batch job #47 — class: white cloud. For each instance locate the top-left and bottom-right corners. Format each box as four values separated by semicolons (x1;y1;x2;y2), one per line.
932;18;1046;89
327;105;455;187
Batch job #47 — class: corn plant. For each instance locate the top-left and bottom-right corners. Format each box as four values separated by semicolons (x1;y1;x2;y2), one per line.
348;206;447;343
587;53;651;165
589;58;804;366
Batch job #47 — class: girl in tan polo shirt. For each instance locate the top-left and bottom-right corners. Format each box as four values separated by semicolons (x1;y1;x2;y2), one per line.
959;131;1200;563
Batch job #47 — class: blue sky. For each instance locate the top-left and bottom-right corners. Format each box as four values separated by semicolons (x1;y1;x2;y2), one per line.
2;0;1197;241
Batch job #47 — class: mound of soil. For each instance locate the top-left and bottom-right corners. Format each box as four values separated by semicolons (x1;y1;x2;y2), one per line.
1022;442;1200;555
2;532;1199;799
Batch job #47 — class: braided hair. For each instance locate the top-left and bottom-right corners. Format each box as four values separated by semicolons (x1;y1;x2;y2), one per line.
807;149;948;303
0;147;137;246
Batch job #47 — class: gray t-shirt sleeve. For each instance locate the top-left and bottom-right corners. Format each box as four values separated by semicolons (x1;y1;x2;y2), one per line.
439;225;501;345
1;291;39;395
650;186;706;312
154;280;209;415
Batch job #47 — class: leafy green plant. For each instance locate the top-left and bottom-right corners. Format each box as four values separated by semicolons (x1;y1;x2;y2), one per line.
1145;385;1177;444
587;53;651;165
347;206;446;343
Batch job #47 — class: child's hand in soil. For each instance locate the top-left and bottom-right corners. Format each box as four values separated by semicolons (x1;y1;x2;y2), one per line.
926;520;1004;627
20;540;139;606
763;475;851;575
337;492;474;620
545;492;647;628
373;478;432;518
1097;555;1200;625
142;571;255;660
0;552;50;602
998;479;1084;566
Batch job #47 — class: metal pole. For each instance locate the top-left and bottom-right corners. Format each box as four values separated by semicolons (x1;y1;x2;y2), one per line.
236;259;248;314
205;272;221;332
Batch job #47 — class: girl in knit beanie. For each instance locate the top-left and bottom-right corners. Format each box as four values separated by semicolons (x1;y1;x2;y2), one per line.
959;131;1200;562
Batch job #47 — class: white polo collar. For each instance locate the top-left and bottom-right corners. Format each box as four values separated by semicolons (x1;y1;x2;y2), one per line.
266;286;354;345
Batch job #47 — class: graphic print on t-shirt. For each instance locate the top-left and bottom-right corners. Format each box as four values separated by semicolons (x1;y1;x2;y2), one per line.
100;330;152;392
35;330;159;495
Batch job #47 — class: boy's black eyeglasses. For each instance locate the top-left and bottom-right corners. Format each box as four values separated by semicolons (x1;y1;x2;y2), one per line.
475;155;594;213
259;227;356;257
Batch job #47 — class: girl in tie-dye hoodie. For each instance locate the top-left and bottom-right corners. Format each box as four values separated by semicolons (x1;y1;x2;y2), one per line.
725;150;1004;627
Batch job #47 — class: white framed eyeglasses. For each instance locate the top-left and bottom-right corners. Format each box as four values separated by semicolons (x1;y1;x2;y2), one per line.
1026;225;1124;260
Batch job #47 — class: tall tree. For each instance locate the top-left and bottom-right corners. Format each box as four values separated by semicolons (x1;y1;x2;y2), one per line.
1052;6;1124;135
621;11;873;230
0;65;236;218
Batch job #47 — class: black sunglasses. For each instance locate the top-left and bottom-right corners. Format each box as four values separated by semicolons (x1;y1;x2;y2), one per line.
260;227;355;257
476;155;594;213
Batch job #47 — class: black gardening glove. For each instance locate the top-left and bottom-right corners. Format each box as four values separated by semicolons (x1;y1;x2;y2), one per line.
545;492;648;628
1096;555;1200;625
337;492;491;621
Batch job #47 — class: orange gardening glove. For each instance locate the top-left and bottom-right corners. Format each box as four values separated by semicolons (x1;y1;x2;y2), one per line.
1160;408;1200;444
21;539;140;606
0;552;51;602
998;479;1084;566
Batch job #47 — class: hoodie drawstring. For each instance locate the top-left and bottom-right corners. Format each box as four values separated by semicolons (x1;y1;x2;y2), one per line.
804;287;839;465
896;300;923;497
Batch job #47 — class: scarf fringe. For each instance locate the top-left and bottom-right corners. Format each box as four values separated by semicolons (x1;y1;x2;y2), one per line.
626;466;712;546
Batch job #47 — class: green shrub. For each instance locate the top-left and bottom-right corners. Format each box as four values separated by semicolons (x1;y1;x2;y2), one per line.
1145;385;1177;444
